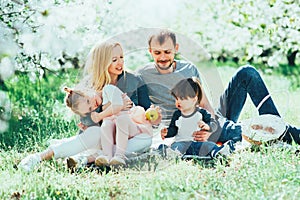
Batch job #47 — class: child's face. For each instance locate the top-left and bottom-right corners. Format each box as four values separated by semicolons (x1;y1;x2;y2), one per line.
76;94;102;115
175;96;197;113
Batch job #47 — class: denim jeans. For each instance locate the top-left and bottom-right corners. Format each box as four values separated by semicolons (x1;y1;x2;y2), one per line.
211;65;286;143
170;141;192;154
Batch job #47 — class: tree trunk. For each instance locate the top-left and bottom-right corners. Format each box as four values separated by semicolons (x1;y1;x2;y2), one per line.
287;50;298;66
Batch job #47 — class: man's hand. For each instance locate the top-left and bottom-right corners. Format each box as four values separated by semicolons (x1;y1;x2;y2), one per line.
192;130;211;141
193;121;211;142
160;127;167;140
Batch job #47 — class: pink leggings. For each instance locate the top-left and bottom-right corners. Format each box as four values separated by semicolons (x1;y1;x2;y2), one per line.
101;114;152;159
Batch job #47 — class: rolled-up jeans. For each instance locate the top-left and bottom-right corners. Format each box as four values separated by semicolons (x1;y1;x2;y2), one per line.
210;65;281;143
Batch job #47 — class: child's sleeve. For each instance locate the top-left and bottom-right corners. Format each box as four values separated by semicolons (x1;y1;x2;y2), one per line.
198;108;220;132
166;110;181;138
200;108;211;125
102;84;124;106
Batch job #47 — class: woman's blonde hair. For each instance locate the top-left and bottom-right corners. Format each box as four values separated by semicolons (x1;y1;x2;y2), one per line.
84;41;122;92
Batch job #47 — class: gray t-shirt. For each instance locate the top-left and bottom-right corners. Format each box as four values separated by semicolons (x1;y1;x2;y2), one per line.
137;60;201;121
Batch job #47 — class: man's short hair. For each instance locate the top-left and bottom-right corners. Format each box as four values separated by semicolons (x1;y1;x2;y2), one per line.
148;30;176;47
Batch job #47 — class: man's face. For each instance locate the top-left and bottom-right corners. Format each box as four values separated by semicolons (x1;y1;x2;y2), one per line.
149;37;178;73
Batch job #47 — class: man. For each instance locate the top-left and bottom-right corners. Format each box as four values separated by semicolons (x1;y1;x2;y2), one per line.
137;29;300;145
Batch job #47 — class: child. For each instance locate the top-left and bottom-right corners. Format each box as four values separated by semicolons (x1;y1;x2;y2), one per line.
63;87;103;131
18;86;103;171
94;84;155;166
159;77;235;158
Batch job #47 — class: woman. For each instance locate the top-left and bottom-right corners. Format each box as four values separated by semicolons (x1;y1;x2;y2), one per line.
19;41;159;171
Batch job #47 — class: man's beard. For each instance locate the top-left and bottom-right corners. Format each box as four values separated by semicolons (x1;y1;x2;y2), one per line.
155;60;174;71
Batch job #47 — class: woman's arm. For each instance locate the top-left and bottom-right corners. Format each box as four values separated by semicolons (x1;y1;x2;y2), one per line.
137;76;151;109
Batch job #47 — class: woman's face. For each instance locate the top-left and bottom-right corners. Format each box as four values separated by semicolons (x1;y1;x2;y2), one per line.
108;45;124;76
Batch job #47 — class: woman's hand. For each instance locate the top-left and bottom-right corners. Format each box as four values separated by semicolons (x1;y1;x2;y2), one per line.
147;105;162;125
122;93;133;111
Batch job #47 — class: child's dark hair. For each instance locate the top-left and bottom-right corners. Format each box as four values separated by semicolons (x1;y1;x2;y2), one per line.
171;77;203;104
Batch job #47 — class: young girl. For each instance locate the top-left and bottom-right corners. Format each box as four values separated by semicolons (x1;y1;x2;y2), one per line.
18;86;103;171
64;87;102;130
160;77;235;158
95;84;155;166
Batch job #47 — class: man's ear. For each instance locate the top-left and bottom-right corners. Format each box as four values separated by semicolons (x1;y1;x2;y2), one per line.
148;47;152;54
175;44;179;53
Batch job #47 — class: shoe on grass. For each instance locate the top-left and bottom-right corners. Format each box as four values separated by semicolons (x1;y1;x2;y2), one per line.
95;155;110;166
109;156;126;165
66;155;88;170
210;140;235;158
18;154;41;172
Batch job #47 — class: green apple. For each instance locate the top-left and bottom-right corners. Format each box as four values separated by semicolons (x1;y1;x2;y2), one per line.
145;108;159;122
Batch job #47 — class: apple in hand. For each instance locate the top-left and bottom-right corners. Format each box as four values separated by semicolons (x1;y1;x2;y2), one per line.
145;107;159;122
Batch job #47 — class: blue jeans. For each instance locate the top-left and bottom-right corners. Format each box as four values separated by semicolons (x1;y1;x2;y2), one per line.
158;141;218;157
210;65;299;144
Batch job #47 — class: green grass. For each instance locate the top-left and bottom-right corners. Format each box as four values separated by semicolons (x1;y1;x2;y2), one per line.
0;66;300;199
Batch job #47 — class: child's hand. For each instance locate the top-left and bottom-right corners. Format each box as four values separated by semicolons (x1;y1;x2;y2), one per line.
77;122;88;131
91;112;101;123
197;120;210;131
161;127;168;140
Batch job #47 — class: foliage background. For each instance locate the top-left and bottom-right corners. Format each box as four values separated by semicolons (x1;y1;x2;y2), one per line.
0;1;299;199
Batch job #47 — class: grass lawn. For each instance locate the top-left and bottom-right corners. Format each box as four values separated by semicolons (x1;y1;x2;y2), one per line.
0;66;299;199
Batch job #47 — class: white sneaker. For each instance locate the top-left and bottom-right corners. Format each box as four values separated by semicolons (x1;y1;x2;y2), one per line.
109;156;126;165
95;155;110;166
18;154;41;172
218;140;235;156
